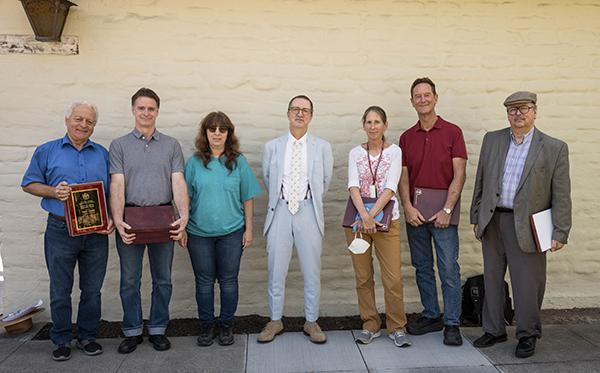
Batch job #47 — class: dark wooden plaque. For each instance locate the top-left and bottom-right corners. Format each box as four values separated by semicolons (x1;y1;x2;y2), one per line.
64;181;108;236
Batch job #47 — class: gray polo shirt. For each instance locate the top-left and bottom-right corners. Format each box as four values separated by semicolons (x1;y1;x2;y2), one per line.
109;128;184;206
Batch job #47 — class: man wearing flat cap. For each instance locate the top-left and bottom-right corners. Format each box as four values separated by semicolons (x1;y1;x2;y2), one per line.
470;91;571;358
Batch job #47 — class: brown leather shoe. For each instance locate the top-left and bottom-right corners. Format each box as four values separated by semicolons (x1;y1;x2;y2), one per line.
257;320;284;343
303;321;327;344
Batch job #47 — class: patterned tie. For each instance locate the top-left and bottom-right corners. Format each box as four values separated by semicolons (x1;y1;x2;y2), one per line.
288;140;302;214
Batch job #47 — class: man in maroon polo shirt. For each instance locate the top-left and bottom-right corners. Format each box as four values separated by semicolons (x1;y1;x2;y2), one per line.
399;77;467;346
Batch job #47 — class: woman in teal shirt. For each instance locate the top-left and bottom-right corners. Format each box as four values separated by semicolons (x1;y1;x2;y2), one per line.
183;112;261;347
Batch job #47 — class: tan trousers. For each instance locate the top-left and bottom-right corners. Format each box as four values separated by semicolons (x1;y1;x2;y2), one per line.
344;219;407;333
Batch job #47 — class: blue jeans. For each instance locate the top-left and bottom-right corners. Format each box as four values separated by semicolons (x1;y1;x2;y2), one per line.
116;234;174;336
187;227;244;328
406;223;461;326
44;214;108;346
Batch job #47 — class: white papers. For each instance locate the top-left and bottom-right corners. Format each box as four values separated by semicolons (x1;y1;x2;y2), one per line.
530;209;553;252
1;299;43;322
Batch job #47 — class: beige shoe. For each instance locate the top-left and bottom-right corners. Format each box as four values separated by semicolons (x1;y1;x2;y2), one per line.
303;321;327;344
257;320;284;343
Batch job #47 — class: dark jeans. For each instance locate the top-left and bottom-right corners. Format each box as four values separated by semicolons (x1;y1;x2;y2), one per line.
406;223;461;326
44;214;108;346
187;227;244;328
116;234;174;336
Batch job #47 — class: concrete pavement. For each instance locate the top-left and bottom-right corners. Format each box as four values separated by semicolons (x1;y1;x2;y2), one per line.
1;323;600;372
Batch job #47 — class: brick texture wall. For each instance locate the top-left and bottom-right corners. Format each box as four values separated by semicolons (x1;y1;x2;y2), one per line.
0;1;598;320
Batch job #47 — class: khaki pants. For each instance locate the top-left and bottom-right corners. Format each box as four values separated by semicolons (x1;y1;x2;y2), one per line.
344;219;407;333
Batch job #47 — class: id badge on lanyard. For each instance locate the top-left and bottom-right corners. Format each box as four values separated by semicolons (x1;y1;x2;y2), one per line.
367;143;384;199
369;184;377;198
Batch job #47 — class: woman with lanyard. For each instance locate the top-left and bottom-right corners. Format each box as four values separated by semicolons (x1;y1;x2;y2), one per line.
345;106;411;348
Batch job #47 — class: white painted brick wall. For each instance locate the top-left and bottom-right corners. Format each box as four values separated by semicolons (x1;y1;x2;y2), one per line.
1;1;598;321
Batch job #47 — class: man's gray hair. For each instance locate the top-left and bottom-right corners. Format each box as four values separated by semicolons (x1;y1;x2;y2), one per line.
64;101;99;121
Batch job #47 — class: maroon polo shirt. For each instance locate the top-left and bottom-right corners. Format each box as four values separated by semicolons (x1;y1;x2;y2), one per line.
399;116;467;201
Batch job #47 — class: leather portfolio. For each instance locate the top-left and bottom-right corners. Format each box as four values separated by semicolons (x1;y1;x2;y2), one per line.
413;187;460;225
124;205;178;244
342;197;394;232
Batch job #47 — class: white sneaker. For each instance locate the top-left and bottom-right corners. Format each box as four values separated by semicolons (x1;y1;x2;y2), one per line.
355;329;381;344
389;330;412;347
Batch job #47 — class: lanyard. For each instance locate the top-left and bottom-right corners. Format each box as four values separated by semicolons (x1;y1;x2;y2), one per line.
366;142;384;186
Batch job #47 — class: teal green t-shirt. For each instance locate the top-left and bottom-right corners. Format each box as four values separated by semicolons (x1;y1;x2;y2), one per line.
185;154;262;237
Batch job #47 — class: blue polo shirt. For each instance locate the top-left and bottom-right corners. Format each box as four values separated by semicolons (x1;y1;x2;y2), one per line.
21;134;110;217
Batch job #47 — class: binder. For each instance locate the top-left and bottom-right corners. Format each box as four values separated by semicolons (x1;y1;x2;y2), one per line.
342;197;394;232
530;208;553;252
124;205;178;244
413;187;460;226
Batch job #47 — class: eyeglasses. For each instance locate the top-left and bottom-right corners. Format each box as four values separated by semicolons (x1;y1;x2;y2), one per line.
507;105;534;116
289;107;312;116
207;126;228;134
71;116;96;127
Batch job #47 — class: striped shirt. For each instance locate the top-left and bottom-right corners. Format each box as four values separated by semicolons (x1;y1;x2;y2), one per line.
498;128;534;209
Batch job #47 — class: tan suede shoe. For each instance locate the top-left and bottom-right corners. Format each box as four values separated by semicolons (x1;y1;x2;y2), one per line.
303;321;327;344
257;320;284;343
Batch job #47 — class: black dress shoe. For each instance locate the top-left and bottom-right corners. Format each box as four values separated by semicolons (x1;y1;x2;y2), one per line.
406;316;444;335
218;325;235;346
515;336;537;358
118;336;143;354
197;325;216;347
473;332;508;348
149;335;171;351
443;325;463;346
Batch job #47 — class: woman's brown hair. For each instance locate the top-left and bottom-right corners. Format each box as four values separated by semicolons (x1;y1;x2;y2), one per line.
194;111;240;172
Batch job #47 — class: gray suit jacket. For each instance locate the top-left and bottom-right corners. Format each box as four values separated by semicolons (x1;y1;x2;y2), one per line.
470;127;571;253
262;133;333;236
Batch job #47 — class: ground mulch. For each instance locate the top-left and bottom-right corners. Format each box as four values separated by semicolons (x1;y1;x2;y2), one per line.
32;308;600;340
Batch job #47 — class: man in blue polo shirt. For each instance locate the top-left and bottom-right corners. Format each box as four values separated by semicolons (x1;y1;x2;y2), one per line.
21;102;114;361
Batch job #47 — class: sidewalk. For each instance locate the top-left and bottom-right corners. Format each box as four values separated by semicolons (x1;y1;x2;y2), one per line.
1;323;599;372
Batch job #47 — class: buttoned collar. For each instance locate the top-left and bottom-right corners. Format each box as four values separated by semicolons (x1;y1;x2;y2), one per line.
133;128;160;141
60;134;94;150
288;132;307;145
510;127;535;146
415;116;443;132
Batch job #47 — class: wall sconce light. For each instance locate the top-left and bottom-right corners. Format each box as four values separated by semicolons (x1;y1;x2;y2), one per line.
19;0;77;42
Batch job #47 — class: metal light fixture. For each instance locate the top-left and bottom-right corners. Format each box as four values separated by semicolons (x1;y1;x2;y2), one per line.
19;0;77;42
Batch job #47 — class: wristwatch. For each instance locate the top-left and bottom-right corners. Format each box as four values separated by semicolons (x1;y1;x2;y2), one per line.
442;207;452;215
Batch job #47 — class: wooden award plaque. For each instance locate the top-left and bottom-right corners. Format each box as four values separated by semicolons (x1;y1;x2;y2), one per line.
64;181;109;236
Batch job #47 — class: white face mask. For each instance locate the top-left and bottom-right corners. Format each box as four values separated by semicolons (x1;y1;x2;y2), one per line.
348;232;370;254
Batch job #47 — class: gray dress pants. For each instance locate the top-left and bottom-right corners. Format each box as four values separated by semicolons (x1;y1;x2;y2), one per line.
481;210;546;339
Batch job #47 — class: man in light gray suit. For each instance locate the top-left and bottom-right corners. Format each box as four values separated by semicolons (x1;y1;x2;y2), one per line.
470;91;571;358
258;95;333;344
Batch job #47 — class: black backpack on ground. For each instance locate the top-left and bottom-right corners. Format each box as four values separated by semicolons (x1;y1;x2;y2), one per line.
460;274;514;327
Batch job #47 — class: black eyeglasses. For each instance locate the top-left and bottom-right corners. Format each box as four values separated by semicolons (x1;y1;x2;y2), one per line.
289;107;312;116
207;127;228;133
507;105;534;116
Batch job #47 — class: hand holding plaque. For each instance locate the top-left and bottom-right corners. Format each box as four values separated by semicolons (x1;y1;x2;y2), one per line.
64;181;109;236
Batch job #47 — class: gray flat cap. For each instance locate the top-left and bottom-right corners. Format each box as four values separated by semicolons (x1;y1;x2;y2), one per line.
504;91;537;107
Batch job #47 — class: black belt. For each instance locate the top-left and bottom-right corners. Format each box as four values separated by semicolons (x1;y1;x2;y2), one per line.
495;207;513;213
125;203;172;207
49;213;65;221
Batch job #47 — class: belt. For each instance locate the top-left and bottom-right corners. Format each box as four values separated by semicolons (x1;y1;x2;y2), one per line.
125;203;172;207
49;213;65;221
495;207;514;213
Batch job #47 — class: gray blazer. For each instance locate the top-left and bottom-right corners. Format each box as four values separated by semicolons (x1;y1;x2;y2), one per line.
262;133;333;236
470;127;571;253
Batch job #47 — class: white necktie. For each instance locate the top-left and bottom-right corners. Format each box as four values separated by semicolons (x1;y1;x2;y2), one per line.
288;140;302;214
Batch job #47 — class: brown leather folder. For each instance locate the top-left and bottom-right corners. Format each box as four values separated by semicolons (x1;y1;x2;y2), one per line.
413;187;460;226
342;197;394;232
124;205;178;244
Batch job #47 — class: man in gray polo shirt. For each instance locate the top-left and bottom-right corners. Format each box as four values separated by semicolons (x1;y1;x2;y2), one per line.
109;87;189;354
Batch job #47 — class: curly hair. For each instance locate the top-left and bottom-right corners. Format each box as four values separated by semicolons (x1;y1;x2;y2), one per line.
194;112;241;172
